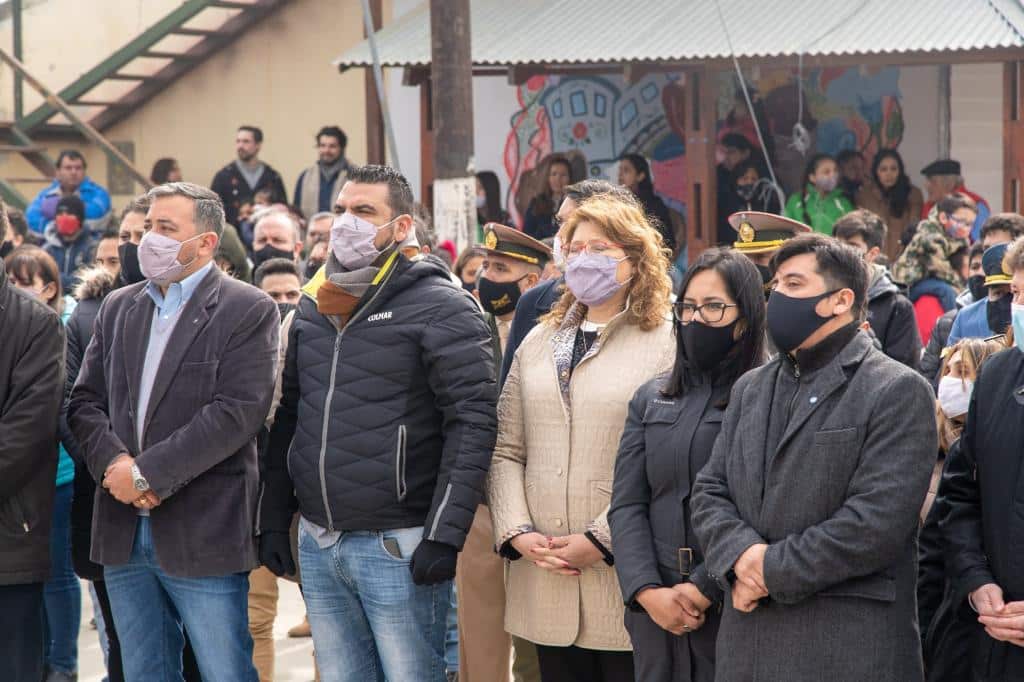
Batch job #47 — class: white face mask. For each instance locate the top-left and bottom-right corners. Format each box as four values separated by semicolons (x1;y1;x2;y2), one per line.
937;376;974;419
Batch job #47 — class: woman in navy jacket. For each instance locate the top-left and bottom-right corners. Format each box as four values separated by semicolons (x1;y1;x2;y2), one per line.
609;247;766;681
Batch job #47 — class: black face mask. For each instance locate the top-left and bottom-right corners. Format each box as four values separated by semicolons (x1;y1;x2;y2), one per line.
0;239;13;260
118;242;145;285
253;245;294;269
986;292;1012;334
461;279;476;293
736;184;756;202
304;257;325;280
680;319;740;373
967;274;986;302
767;289;838;353
277;302;297;320
477;276;525;317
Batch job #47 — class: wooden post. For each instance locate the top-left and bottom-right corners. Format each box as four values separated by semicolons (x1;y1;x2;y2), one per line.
12;0;23;121
429;0;475;253
1005;61;1023;213
684;67;718;263
363;0;385;165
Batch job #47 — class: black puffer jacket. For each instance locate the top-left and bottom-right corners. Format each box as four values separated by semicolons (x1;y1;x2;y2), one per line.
0;260;65;585
261;253;497;550
866;264;921;370
61;265;117;580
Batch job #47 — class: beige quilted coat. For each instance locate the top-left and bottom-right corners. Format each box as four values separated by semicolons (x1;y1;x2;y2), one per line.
487;306;674;650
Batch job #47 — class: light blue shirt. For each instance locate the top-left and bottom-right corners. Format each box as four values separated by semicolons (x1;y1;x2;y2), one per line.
135;262;214;506
136;261;214;444
946;297;993;347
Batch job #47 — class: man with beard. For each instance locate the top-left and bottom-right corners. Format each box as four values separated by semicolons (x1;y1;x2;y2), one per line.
692;233;936;682
210;125;288;229
294;126;350;218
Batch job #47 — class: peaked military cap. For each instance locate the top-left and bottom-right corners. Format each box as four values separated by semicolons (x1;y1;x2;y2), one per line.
728;211;812;255
482;222;552;268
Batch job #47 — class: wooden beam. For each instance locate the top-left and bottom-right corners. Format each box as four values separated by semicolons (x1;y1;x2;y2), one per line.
19;0;216;131
142;51;192;60
171;27;218;37
402;66;429;87
90;0;291;132
0;47;152;188
419;80;434;203
106;73;149;81
1005;61;1024;214
364;0;385;165
683;67;717;263
76;101;126;107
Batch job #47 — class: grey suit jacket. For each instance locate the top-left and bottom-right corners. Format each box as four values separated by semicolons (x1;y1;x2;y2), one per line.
69;266;279;578
691;331;936;681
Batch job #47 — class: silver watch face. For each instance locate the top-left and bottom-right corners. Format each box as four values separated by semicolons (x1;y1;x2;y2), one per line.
134;478;149;492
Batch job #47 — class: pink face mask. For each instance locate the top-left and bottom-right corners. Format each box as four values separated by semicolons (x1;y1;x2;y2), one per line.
564;252;629;307
138;231;200;286
330;212;397;271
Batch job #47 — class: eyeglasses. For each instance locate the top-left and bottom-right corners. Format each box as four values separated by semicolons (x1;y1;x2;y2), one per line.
675;301;738;324
563;239;625;259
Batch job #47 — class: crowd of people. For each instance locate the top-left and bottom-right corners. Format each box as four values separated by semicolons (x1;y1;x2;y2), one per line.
2;120;1024;682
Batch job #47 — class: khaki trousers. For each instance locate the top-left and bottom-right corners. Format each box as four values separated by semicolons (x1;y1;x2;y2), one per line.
456;505;540;682
248;566;280;682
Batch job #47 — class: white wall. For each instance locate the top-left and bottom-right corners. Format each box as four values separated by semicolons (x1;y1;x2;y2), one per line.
950;63;1004;212
899;65;942;193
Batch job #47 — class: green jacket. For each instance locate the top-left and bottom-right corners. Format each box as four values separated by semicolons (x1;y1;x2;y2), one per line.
783;185;854;235
891;207;968;289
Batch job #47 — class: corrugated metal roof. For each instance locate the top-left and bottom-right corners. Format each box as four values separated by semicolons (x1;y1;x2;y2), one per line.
335;0;1024;68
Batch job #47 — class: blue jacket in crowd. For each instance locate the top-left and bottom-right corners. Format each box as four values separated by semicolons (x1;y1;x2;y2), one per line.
946;297;993;347
42;224;96;290
26;178;112;234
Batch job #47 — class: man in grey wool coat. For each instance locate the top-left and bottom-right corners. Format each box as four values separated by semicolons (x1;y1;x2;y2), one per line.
692;233;936;681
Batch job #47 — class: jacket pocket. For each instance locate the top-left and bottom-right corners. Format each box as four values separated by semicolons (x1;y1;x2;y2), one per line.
819;571;896;602
395;425;408;502
0;492;30;535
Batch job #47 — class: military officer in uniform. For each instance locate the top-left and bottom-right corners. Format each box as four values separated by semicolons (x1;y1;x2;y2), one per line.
729;211;812;297
457;223;550;682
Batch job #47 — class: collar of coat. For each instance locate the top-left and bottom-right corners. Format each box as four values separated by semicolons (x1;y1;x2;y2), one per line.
301;250;399;302
784;323;867;377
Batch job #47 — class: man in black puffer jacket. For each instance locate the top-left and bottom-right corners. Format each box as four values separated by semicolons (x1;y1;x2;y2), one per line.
259;164;497;682
0;255;65;681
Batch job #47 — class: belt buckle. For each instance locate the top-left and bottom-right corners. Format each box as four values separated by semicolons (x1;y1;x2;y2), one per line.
678;547;693;577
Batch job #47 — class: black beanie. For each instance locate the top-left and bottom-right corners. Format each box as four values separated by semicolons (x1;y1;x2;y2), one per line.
56;194;86;223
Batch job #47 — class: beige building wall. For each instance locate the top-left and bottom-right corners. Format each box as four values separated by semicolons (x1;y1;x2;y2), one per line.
0;0;377;213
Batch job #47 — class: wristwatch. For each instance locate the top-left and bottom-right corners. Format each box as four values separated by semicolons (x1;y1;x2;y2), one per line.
131;463;150;492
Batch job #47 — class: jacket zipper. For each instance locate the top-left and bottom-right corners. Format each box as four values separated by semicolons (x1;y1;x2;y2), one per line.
317;279;391;532
395;425;408;502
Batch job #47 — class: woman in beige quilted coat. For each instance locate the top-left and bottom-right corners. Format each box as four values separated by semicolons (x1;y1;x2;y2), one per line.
487;195;675;682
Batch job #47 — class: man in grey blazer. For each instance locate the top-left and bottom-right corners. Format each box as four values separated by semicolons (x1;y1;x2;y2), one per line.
692;233;936;681
69;182;279;681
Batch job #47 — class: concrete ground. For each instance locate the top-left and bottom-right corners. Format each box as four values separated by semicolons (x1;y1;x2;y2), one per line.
77;578;315;681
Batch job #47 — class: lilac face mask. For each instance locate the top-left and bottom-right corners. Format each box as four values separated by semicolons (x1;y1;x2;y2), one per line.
138;231;200;286
330;212;397;271
564;252;629;307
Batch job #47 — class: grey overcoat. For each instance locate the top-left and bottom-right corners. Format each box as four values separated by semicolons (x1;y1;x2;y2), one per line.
691;331;936;681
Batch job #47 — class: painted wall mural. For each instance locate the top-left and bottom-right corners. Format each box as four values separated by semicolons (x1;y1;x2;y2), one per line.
502;66;905;226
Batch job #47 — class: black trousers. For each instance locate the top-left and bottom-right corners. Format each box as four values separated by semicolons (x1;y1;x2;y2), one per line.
93;579;203;681
535;644;634;682
0;582;45;682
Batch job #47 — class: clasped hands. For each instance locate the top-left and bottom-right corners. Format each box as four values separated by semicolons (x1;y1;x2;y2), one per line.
510;531;603;576
732;543;769;613
637;582;712;635
972;583;1024;648
102;453;161;510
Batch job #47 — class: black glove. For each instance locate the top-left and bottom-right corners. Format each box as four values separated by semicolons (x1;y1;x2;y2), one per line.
259;531;295;577
409;539;458;585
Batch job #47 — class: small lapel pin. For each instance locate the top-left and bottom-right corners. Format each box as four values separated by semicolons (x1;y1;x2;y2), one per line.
809;396;818;404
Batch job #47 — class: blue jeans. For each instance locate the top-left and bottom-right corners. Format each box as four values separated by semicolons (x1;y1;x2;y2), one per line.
298;524;451;682
104;517;257;681
44;482;81;674
445;584;459;673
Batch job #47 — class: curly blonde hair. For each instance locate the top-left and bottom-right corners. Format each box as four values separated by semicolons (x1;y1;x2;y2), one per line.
543;195;672;331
